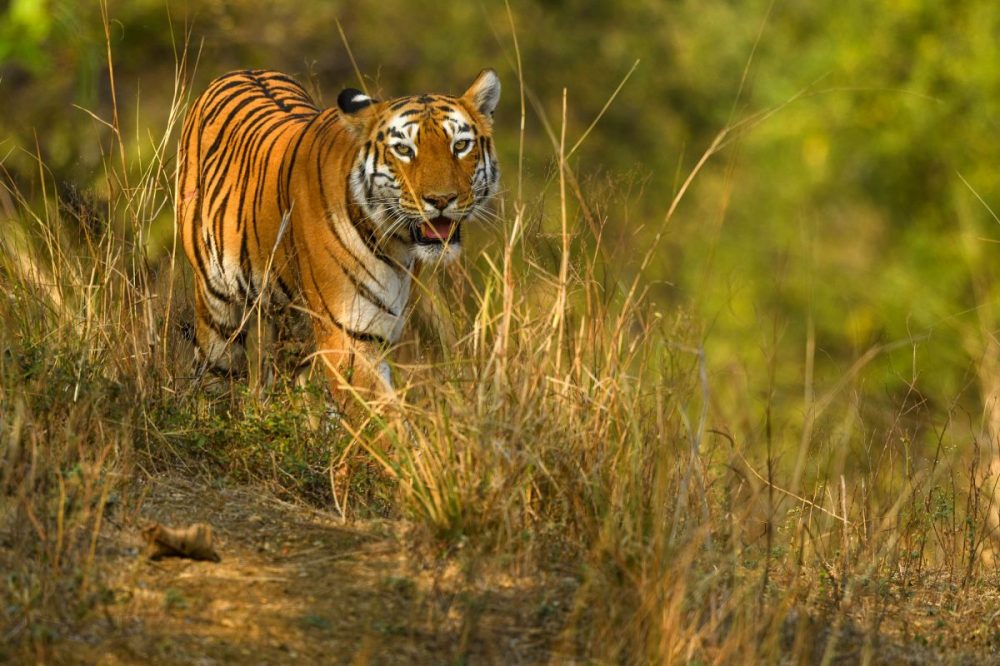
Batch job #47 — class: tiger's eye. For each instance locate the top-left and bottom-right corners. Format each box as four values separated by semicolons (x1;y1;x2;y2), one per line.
453;139;471;154
393;144;413;158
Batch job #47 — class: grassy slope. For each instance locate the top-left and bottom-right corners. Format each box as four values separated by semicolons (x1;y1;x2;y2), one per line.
2;31;1000;666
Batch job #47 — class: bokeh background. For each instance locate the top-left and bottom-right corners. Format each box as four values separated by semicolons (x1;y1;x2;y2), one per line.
3;0;1000;457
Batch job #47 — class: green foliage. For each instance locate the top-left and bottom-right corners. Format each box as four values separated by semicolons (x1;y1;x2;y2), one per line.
4;1;1000;661
0;0;54;72
4;0;998;443
149;383;391;508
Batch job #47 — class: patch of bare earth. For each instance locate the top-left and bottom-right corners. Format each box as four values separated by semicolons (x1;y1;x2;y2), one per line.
46;476;576;665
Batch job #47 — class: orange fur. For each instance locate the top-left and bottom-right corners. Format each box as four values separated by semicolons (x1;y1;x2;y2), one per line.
176;69;500;404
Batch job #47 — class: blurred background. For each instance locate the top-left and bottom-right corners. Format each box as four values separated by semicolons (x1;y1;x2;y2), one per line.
2;0;999;459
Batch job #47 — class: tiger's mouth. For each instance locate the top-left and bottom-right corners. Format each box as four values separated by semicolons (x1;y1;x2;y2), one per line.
414;216;461;245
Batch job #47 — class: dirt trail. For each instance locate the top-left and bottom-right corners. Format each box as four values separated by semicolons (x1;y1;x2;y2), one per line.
53;476;574;665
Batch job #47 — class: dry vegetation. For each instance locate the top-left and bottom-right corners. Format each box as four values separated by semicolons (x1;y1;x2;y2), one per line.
3;8;1000;666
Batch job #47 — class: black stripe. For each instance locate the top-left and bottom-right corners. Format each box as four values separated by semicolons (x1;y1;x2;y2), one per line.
321;242;398;317
315;140;389;287
355;221;398;268
304;256;389;348
201;307;242;341
280;110;327;210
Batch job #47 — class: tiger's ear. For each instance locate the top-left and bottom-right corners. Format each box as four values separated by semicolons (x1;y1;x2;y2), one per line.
337;88;376;114
337;88;379;137
463;69;500;119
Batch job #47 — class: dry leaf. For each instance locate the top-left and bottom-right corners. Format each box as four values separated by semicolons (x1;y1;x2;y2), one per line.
141;522;221;562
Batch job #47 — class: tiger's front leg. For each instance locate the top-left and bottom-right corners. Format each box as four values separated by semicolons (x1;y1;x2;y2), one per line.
312;323;394;416
292;211;404;421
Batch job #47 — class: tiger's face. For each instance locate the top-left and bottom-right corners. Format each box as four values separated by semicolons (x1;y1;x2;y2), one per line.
343;70;501;264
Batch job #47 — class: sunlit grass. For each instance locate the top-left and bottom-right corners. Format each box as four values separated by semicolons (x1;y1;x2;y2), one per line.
2;7;1000;665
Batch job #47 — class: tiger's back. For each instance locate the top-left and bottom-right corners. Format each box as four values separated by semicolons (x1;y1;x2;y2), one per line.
177;69;320;373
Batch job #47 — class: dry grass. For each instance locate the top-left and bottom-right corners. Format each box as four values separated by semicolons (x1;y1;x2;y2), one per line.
3;16;1000;666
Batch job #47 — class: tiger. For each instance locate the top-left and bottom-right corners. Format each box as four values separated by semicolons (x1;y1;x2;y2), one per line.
176;68;500;403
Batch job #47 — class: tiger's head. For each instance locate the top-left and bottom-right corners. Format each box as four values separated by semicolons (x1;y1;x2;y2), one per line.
340;70;501;264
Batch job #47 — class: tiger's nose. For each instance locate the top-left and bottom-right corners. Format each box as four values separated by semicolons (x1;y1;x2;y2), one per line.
423;193;458;212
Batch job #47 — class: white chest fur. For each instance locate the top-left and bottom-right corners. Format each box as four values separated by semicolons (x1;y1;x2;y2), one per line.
327;207;414;343
340;267;411;343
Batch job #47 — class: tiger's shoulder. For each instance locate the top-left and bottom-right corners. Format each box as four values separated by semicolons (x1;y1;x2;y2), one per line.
192;69;320;118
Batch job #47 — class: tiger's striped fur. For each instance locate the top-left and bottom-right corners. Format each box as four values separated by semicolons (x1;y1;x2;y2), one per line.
176;68;500;399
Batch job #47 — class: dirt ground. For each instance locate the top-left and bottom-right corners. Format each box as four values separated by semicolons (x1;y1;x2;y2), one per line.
10;474;1000;664
40;476;577;666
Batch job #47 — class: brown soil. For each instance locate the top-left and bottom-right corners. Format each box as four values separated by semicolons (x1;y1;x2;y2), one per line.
43;476;576;665
13;476;1000;664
